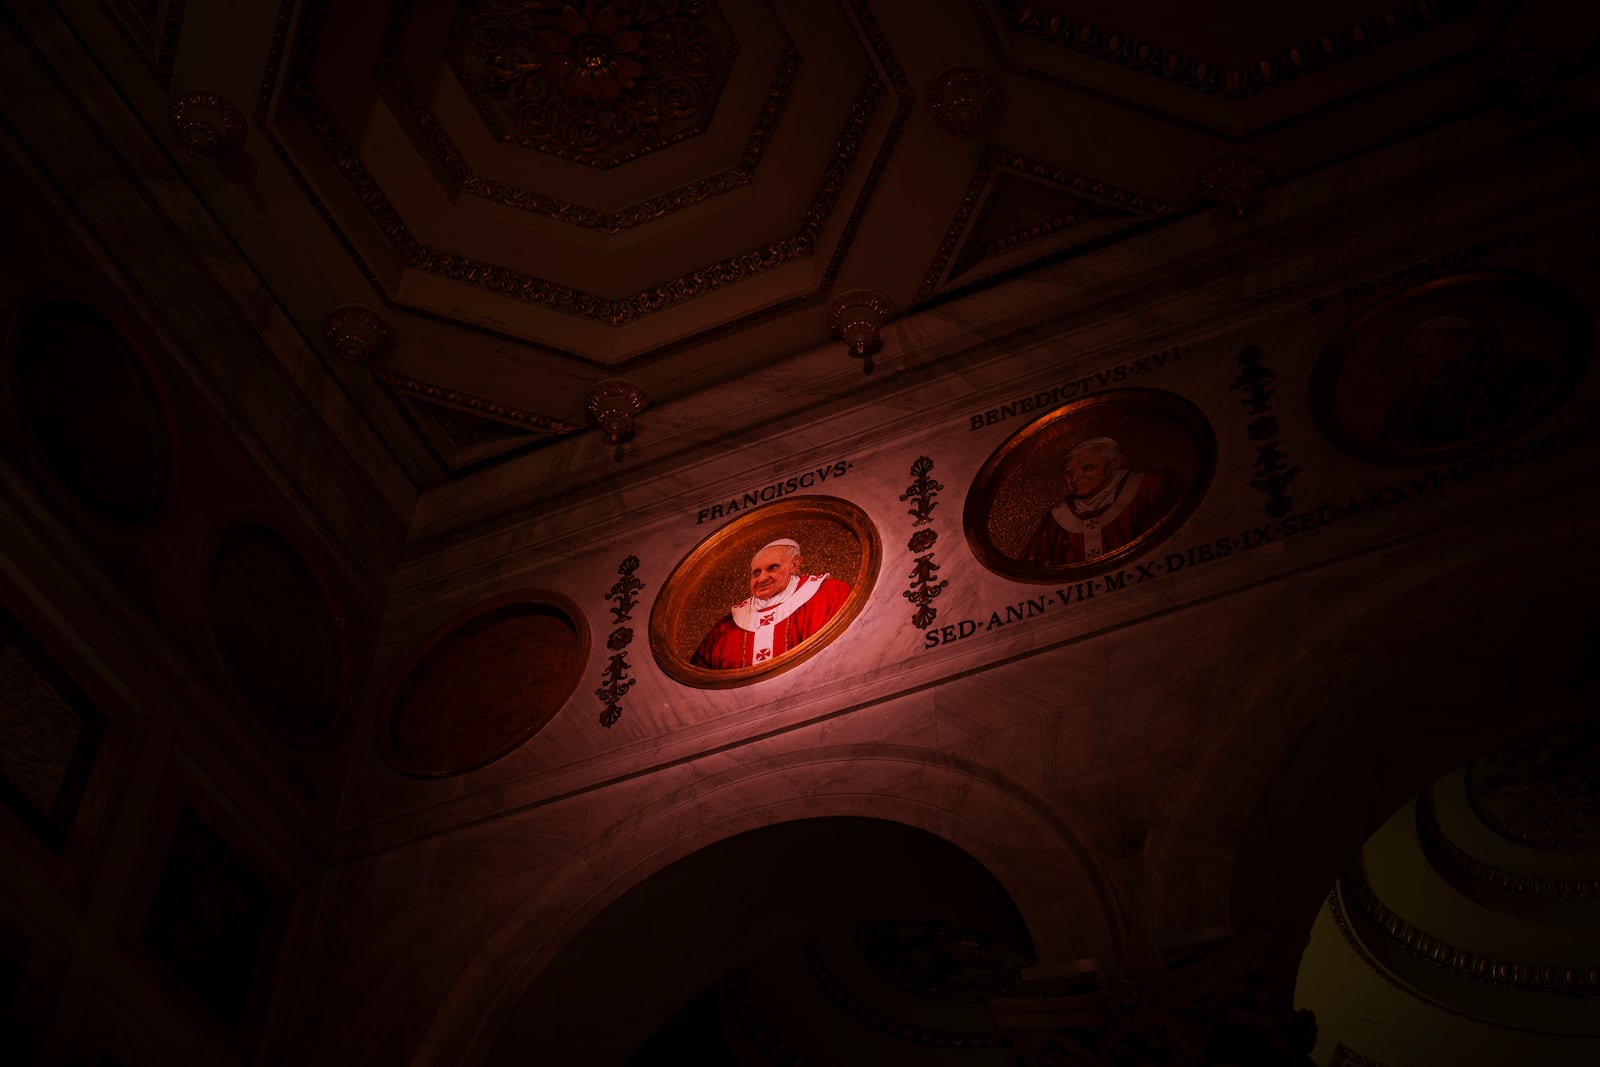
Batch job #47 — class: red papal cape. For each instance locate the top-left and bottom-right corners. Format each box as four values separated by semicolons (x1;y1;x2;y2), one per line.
1021;469;1186;567
691;575;853;670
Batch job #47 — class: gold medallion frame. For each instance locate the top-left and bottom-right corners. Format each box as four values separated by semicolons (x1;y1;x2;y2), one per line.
964;388;1216;584
649;496;882;690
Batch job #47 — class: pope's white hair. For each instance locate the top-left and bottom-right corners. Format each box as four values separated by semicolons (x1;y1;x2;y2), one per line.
1066;437;1123;461
753;538;801;563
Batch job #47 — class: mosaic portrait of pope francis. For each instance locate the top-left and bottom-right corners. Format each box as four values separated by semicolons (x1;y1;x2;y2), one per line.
689;538;853;670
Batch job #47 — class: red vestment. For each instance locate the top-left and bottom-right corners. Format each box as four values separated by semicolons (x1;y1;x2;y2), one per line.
691;577;853;669
1021;469;1185;567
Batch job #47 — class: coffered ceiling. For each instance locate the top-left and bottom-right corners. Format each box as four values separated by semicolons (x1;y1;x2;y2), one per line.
38;0;1586;504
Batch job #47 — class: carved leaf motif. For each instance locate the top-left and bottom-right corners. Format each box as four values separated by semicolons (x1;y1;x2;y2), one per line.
598;555;643;726
607;554;645;622
451;0;736;167
903;555;949;630
900;454;945;525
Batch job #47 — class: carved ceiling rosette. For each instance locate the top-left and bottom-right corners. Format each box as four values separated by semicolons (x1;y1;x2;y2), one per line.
449;0;738;168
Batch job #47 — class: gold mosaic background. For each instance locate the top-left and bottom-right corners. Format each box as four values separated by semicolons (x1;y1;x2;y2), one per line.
982;409;1204;561
672;514;866;664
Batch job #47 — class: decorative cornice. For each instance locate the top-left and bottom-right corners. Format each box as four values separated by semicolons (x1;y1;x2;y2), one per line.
1340;864;1600;995
371;370;579;435
916;147;1180;303
989;0;1479;101
1416;789;1600;902
99;0;187;90
255;0;295;123
415;403;528;450
1324;884;1567;1035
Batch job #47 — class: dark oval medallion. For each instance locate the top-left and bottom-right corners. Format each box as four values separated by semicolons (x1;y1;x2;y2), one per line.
380;596;589;777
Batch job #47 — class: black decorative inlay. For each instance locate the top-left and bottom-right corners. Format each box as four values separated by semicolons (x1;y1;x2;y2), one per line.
607;553;645;623
1231;345;1298;516
904;531;949;630
597;555;644;727
900;455;943;525
901;456;951;630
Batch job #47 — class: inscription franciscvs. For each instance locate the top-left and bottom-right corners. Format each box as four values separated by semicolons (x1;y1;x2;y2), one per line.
695;460;854;524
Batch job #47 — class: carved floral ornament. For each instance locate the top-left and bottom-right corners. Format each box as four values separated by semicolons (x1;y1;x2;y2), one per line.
927;67;1004;135
1489;48;1561;112
1197;154;1268;220
450;0;737;166
168;89;247;156
827;289;897;359
586;378;649;444
321;304;391;366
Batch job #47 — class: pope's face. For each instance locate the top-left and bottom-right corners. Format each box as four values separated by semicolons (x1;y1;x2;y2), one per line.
1395;326;1476;385
749;546;800;599
1064;448;1117;497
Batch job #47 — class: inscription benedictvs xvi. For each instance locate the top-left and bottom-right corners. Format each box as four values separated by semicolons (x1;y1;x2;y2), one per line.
969;346;1186;431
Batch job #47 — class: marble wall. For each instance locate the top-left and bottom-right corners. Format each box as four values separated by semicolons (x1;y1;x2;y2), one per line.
0;3;1597;1061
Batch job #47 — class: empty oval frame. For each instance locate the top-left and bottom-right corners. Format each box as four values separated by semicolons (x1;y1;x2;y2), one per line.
964;388;1216;584
380;595;589;777
1309;271;1591;466
650;496;881;690
205;523;346;739
11;298;173;522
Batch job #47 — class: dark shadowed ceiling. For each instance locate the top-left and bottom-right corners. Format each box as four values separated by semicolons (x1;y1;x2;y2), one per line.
38;0;1588;505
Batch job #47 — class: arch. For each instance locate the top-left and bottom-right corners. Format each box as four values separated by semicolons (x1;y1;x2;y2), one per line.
1139;507;1600;995
413;743;1122;1065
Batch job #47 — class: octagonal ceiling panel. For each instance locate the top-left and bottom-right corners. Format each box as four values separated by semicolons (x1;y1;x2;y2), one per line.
46;0;1582;498
272;0;909;362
